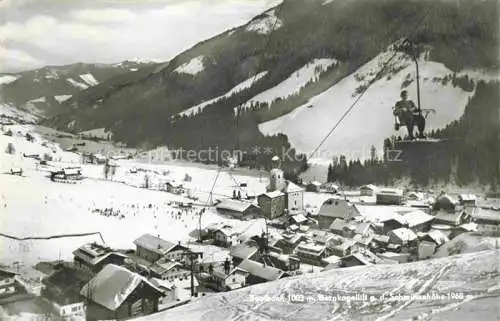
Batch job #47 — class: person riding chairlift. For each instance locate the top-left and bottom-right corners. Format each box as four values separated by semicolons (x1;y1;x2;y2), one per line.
393;90;426;140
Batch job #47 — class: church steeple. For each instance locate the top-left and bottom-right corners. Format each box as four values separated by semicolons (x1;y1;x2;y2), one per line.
268;156;285;192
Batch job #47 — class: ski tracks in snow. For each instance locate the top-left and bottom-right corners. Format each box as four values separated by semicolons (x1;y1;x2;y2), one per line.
375;262;455;321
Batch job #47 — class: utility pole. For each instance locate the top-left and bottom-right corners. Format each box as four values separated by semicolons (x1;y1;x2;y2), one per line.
181;251;203;297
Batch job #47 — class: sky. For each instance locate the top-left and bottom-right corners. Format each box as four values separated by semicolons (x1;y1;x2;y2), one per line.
0;0;282;73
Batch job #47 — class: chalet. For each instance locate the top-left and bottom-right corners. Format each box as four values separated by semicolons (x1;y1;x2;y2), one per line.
274;233;309;254
458;194;477;207
215;199;262;219
73;242;127;275
447;223;477;239
322;182;339;194
81;265;164;321
166;181;184;194
354;222;376;238
472;210;500;234
266;252;300;272
9;168;23;176
329;239;360;257
311;231;337;247
237;260;289;285
214;227;242;247
284;181;305;214
318;199;359;229
387;228;418;245
321;255;342;269
257;191;286;219
289;213;308;226
306;181;321;192
133;234;189;263
433;210;472;227
360;184;378;196
229;244;259;266
149;278;181;311
294;242;327;266
407;191;425;201
0;268;26;301
210;267;249;291
50;167;83;181
340;249;386;268
380;217;407;235
41;267;89;318
329;219;353;237
150;260;190;281
371;234;390;251
432;194;458;213
401;210;435;232
376;188;404;205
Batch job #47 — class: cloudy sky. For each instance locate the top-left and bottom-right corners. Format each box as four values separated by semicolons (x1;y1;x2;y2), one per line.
0;0;281;72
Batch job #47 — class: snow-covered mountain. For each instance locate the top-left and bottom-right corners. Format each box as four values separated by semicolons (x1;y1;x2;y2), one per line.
0;60;162;119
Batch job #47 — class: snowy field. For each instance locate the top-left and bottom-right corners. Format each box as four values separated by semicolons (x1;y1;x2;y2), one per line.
135;249;500;321
66;78;89;90
246;9;283;35
174;56;205;75
258;49;482;160
239;59;337;111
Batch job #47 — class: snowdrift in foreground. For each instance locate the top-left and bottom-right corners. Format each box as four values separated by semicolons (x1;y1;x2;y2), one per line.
135;250;500;321
258;51;479;160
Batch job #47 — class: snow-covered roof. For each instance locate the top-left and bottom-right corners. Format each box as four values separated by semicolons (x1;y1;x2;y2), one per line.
150;278;175;291
389;228;418;242
329;219;349;232
308;181;321;186
216;226;240;237
285;181;304;193
377;188;403;196
355;222;375;235
335;239;359;251
407;192;425;200
150;261;183;276
360;184;378;191
80;264;162;311
133;234;176;255
237;260;285;281
216;199;259;213
296;242;326;254
73;243;126;266
290;214;307;224
434;211;468;225
354;204;410;223
261;191;285;198
459;194;477;202
401;210;435;227
230;244;259;260
422;230;449;246
348;250;384;265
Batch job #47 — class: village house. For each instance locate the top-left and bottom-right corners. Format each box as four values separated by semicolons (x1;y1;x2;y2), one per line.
73;242;127;275
258;191;286;219
284;181;305;214
0;268;27;301
379;216;407;235
329;219;356;238
433;210;472;227
306;181;322;192
266;252;301;272
311;230;338;248
321;255;342;269
321;182;339;194
209;267;249;291
354;222;377;238
329;239;360;258
360;184;378;196
377;251;410;263
318;198;359;229
340;249;388;268
376;188;404;205
41;266;89;318
237;260;289;285
81;264;164;321
166;181;184;194
417;230;449;259
215;199;262;219
401;210;435;232
149;260;190;281
370;234;390;252
274;232;309;254
294;242;327;266
214;226;242;247
149;278;183;311
407;191;425;201
387;228;418;246
472;210;500;235
288;213;309;227
229;244;259;266
133;234;190;263
432;194;459;213
50;167;84;181
458;194;477;207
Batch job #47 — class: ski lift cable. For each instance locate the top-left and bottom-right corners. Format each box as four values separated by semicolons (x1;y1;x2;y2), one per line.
307;6;434;160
